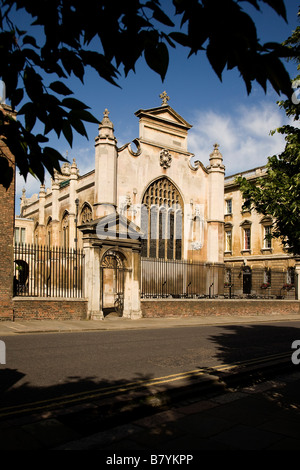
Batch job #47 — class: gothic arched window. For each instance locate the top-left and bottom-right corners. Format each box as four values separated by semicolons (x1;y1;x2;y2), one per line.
80;203;93;224
46;217;52;247
141;177;183;259
61;211;69;249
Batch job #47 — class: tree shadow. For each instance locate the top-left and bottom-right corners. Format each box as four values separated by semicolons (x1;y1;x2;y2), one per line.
207;323;299;365
1;322;300;449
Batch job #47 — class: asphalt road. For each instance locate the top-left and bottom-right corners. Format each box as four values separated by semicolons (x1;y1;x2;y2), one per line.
1;321;300;412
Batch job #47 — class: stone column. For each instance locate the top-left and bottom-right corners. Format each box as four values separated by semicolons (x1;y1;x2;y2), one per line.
207;143;225;264
83;243;102;320
38;184;46;244
94;109;118;219
68;159;78;248
130;248;142;319
51;177;60;246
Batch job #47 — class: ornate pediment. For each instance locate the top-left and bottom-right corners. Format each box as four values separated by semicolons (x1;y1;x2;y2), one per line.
133;93;192;153
135;105;192;130
79;212;141;241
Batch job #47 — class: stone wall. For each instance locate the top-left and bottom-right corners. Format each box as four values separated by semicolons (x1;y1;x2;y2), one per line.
6;298;300;321
141;299;300;318
12;298;88;321
0;116;15;321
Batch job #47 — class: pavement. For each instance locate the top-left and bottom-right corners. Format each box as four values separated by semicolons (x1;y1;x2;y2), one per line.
1;313;300;453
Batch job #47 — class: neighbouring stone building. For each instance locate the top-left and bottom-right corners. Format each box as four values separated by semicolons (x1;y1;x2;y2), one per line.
13;94;298;318
223;167;296;298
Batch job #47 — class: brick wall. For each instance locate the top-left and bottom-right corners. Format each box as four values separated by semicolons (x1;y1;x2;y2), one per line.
141;299;300;318
0;108;16;321
12;298;88;320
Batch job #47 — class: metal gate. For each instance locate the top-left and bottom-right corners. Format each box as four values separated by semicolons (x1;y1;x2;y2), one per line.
243;266;252;294
101;251;125;316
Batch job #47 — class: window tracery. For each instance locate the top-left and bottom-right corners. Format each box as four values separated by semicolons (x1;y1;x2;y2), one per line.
141;178;183;259
81;204;93;224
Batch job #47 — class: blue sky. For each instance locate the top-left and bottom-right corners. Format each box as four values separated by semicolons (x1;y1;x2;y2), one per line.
13;0;299;214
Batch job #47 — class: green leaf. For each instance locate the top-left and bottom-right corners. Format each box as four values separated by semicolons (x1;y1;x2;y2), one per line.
62;97;90;110
49;81;73;96
206;41;227;81
242;0;260;10
261;0;287;21
11;88;24;108
79;50;120;87
22;48;41;65
35;134;49;143
144;42;169;81
42;147;67;173
0;155;14;189
22;35;39;48
62;120;73;147
60;48;84;82
146;1;175;27
68;114;88;138
70;109;99;124
25;110;36;132
23;67;43;101
169;32;190;48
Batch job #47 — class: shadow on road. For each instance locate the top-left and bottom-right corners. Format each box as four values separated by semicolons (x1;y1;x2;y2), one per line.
208;323;299;364
1;322;300;449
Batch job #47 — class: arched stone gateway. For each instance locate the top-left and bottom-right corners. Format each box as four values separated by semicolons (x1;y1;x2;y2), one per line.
101;250;126;317
78;213;142;320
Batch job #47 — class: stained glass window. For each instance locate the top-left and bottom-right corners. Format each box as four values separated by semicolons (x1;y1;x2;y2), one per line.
141;178;183;259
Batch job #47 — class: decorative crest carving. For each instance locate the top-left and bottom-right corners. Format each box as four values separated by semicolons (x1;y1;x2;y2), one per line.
191;241;203;251
159;149;172;169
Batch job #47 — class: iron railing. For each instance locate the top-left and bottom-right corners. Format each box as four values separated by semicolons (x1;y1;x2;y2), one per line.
13;246;295;301
223;266;295;299
141;258;224;298
141;258;296;299
14;243;84;298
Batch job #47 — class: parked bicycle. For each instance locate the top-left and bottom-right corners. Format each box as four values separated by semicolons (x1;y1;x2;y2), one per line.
114;292;124;316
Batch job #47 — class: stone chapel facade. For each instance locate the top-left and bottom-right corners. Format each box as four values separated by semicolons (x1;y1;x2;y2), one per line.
15;94;298;317
16;94;225;318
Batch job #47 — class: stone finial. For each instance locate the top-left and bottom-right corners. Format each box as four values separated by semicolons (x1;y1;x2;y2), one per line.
103;108;109;120
207;143;225;173
98;108;116;141
20;188;26;207
39;184;46;202
102;108;113;126
98;108;114;136
210;143;222;159
71;157;79;176
159;91;170;106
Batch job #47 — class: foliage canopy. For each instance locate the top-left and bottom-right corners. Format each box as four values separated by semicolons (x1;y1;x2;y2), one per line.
0;0;296;188
237;20;300;255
